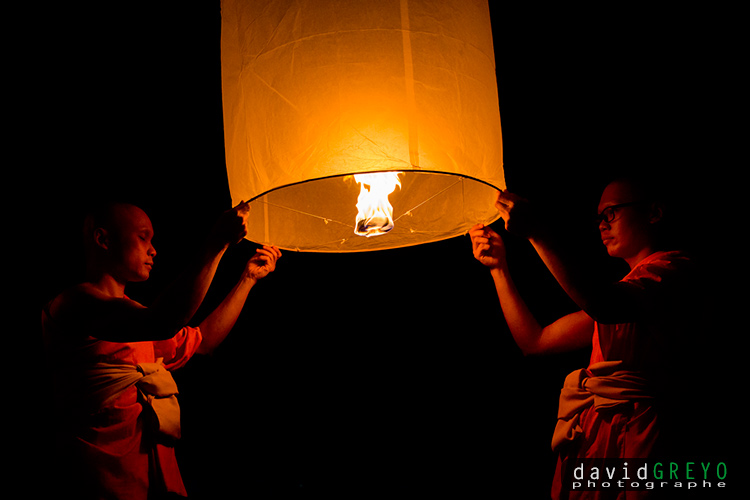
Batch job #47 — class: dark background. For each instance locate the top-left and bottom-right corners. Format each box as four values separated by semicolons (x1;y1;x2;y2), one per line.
33;1;738;498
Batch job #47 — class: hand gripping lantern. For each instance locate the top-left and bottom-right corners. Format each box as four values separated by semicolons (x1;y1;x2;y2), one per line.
220;0;505;252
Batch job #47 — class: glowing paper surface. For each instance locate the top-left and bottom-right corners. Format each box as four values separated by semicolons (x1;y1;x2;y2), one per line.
221;0;505;252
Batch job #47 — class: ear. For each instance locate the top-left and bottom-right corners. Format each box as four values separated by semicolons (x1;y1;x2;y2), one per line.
648;202;664;224
93;227;110;250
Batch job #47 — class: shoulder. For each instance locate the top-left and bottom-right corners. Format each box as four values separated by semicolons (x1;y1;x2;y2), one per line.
622;250;696;298
47;284;144;325
643;250;692;268
627;250;692;280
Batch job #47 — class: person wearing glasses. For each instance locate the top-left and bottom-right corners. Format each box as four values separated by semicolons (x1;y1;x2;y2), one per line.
469;176;700;499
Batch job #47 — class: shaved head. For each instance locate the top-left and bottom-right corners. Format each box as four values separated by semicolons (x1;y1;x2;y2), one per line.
82;201;156;283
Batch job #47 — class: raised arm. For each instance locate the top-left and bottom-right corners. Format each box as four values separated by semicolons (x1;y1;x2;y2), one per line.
494;190;645;324
51;202;253;342
146;201;252;336
470;224;593;356
197;245;282;354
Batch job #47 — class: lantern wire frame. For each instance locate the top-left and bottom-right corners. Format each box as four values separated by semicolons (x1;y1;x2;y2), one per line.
241;169;502;253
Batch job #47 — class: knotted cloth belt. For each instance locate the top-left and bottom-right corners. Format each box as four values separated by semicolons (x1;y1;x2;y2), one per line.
82;358;181;441
551;360;653;452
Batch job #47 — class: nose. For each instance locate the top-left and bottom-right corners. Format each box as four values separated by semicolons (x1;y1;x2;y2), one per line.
149;244;157;258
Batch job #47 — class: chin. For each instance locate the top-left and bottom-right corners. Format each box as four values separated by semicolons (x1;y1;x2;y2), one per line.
132;272;151;282
604;244;623;259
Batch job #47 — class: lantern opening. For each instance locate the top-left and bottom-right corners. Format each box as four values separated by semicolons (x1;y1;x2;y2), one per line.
352;172;403;237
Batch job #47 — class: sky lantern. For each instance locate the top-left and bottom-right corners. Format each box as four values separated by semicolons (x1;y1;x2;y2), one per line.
220;0;505;252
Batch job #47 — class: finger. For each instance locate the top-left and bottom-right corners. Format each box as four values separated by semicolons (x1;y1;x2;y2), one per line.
257;254;276;271
497;189;526;204
253;250;274;262
233;224;249;243
469;227;486;239
262;246;282;260
263;245;282;259
496;190;511;205
235;200;252;216
495;197;511;214
475;251;494;263
469;227;490;242
473;237;490;248
473;242;490;256
471;237;488;253
482;225;499;237
485;234;500;247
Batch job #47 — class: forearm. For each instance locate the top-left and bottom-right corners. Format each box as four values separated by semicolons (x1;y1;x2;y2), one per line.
528;235;633;323
490;265;595;355
150;242;228;335
528;235;591;310
197;274;256;354
489;266;544;355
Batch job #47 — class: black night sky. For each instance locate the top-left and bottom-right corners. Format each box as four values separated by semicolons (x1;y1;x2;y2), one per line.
33;2;738;498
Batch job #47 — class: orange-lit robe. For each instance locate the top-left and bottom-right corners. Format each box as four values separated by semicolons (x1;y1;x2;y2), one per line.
550;250;697;500
42;303;203;500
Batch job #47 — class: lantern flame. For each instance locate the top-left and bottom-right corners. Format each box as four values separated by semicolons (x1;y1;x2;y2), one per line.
352;172;402;237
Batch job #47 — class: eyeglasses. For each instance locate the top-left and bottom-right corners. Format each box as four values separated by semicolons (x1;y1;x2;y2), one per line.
596;202;644;224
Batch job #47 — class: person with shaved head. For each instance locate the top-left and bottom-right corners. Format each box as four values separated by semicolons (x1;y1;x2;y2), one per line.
43;200;281;499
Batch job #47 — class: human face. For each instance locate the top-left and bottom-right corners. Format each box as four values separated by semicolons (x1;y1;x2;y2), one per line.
597;180;656;268
107;204;157;283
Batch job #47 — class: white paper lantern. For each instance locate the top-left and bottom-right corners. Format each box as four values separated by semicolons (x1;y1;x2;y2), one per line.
221;0;504;252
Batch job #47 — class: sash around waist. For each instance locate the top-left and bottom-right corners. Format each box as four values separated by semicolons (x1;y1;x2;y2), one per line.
551;360;654;452
81;358;181;440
